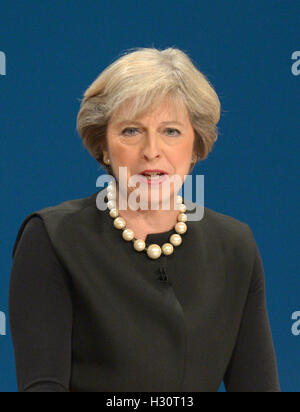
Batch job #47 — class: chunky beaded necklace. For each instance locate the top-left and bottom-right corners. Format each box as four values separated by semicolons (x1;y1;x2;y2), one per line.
106;180;188;260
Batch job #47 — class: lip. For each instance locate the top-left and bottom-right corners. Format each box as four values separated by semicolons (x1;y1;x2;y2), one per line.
139;169;168;175
137;174;170;186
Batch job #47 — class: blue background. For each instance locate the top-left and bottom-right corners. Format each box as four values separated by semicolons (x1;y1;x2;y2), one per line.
0;0;299;392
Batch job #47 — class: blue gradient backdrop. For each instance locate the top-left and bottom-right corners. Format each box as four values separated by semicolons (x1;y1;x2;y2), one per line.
0;0;299;392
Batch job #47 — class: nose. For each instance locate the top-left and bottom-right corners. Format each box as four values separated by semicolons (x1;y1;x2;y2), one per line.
141;132;162;161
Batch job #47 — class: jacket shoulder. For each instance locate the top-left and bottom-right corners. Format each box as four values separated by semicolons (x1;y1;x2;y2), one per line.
12;192;99;259
185;198;251;234
184;198;257;258
35;192;97;217
205;206;257;261
203;206;251;236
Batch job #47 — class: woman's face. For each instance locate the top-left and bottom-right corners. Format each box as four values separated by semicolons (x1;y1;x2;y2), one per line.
104;96;195;209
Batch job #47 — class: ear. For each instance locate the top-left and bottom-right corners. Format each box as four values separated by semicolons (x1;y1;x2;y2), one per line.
191;154;197;164
102;147;109;163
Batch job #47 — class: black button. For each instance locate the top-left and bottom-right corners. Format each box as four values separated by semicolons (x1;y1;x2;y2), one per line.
156;266;172;286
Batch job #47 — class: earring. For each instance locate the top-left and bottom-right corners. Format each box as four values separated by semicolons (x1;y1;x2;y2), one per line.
105;158;111;165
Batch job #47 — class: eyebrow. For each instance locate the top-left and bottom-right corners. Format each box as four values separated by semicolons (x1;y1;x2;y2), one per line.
115;120;184;127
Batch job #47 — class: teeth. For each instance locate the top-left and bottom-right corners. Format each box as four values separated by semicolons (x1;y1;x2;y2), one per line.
142;173;164;180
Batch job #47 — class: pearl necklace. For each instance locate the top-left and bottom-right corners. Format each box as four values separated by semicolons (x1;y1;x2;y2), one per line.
106;180;188;260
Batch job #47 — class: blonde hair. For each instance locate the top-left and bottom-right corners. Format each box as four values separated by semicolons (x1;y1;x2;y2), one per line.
76;47;221;175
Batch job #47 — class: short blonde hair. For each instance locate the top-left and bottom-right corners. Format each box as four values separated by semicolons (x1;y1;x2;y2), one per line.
76;47;221;175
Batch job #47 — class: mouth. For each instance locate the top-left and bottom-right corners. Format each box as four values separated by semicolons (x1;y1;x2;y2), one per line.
137;171;169;185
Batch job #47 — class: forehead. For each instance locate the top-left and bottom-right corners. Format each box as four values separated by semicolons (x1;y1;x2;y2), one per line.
109;95;190;125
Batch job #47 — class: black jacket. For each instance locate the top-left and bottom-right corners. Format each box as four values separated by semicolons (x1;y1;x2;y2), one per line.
9;187;281;392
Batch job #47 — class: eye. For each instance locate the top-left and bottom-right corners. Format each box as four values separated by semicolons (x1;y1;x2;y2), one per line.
121;127;181;137
165;128;181;136
121;127;139;136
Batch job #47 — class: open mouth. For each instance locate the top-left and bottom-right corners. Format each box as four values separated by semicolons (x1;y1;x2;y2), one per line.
138;173;169;184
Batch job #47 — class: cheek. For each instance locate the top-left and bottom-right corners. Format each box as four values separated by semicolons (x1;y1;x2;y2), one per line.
173;145;193;168
111;144;138;172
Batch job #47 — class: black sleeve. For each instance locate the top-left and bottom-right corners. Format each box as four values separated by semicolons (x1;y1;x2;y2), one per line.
223;237;281;392
9;216;72;392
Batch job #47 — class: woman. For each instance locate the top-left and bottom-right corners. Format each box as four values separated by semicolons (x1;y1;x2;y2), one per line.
9;47;280;392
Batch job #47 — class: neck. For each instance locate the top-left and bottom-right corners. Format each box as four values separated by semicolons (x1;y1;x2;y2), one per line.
114;184;180;236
